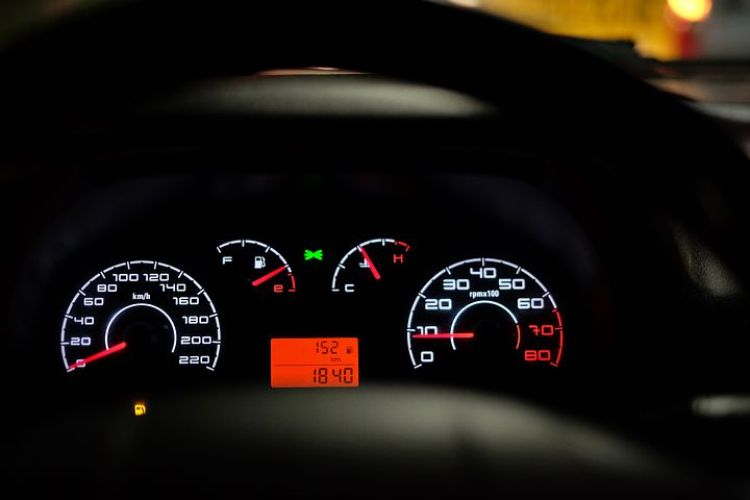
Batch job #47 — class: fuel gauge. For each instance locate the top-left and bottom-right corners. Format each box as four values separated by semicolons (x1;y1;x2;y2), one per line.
217;239;297;294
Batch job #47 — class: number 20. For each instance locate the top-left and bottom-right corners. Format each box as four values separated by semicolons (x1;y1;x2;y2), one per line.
425;298;452;310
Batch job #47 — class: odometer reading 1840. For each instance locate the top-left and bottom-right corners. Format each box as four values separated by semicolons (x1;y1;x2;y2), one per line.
271;338;359;388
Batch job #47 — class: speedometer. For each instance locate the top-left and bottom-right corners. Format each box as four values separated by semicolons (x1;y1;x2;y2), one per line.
60;260;221;373
406;258;563;375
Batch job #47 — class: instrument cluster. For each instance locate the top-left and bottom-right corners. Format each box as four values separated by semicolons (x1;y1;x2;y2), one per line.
12;174;608;402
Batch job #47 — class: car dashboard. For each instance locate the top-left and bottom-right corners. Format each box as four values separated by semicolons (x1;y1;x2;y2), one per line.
13;170;605;398
2;63;750;498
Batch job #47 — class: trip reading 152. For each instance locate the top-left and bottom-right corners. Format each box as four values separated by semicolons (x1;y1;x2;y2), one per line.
271;338;359;388
315;339;339;354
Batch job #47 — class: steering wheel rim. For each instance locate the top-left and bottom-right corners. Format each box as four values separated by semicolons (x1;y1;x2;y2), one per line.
3;0;657;105
3;0;747;273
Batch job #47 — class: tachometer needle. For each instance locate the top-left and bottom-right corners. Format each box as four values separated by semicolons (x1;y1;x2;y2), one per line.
67;341;127;371
411;333;475;339
252;265;288;287
358;246;382;281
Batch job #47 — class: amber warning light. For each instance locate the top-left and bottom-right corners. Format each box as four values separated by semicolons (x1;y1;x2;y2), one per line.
271;338;359;388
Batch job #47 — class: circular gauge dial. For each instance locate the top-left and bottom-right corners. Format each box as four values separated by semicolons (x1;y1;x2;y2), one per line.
331;238;411;293
217;239;296;294
61;260;221;373
407;258;563;374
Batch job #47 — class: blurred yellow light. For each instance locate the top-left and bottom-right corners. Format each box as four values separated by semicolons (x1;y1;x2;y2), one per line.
447;0;480;7
480;0;687;59
667;0;712;23
134;401;147;416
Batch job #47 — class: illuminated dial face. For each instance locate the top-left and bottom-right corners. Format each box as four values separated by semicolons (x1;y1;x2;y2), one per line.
406;258;564;377
60;260;221;374
331;238;411;293
217;240;296;294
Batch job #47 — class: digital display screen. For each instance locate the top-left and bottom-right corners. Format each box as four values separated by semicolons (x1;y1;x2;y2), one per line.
271;338;359;388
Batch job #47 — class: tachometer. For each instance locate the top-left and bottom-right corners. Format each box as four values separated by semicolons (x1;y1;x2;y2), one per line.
406;258;563;374
61;260;221;373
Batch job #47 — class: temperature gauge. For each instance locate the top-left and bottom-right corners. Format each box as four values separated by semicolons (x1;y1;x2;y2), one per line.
331;238;411;294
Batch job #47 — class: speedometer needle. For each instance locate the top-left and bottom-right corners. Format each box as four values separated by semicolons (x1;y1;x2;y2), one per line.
252;265;287;287
67;341;127;371
411;333;475;339
358;246;382;281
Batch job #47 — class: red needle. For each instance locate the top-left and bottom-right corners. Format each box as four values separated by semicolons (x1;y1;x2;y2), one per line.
411;333;475;339
358;246;382;281
68;341;127;371
252;265;287;287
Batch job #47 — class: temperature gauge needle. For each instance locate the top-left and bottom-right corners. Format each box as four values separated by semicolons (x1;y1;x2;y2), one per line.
68;341;127;371
252;265;288;287
358;246;382;281
411;332;475;339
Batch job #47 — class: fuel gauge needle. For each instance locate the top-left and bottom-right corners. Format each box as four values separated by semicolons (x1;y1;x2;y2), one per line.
67;341;127;371
251;265;287;287
358;246;382;281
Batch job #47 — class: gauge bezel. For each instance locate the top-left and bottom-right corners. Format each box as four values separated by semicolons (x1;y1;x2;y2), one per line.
60;259;222;373
406;257;564;371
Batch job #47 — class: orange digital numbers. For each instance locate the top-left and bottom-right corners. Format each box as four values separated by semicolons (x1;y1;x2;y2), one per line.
271;338;359;388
